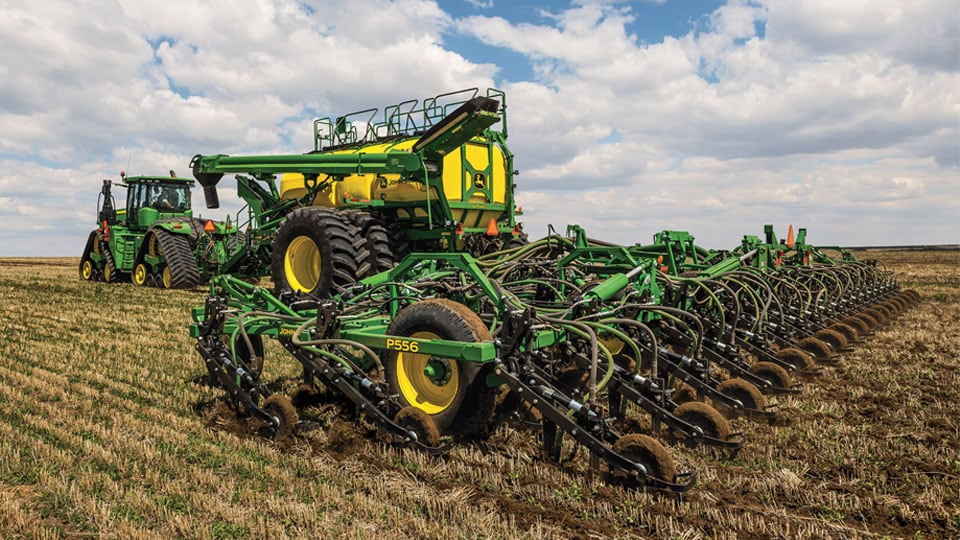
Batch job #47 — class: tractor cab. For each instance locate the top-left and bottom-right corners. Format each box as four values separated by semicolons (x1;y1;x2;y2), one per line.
121;172;194;229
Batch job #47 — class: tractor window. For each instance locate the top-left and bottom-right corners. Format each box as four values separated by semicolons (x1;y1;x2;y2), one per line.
127;184;149;225
149;184;190;213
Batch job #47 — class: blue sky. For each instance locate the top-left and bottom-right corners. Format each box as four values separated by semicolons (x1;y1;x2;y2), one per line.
0;0;957;256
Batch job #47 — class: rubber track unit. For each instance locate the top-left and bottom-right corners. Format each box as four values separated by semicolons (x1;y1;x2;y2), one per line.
101;237;119;283
270;207;371;297
155;229;201;289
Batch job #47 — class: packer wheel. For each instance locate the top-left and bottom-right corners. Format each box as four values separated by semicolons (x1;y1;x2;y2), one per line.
775;347;815;371
261;394;297;440
394;406;441;447
749;361;792;390
795;337;834;361
612;434;676;483
829;322;859;343
842;316;871;336
717;377;767;412
814;328;848;352
673;401;730;441
384;299;495;436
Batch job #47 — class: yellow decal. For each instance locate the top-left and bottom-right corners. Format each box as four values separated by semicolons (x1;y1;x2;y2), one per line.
279;328;295;336
386;338;419;353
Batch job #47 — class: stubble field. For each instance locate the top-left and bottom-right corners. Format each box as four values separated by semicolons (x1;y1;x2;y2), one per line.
0;250;957;539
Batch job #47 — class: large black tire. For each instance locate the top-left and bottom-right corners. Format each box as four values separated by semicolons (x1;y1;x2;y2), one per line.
270;207;369;297
383;299;495;436
344;210;396;276
154;229;201;289
101;242;119;283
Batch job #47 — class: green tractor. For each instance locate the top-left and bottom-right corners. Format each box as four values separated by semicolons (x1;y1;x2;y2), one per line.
79;171;254;289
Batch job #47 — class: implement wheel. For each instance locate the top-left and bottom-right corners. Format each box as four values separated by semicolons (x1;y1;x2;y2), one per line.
271;207;369;297
612;434;676;483
673;401;730;441
717;377;767;412
814;328;848;352
749;361;792;391
261;394;297;440
394;406;441;447
775;347;815;371
384;299;495;436
796;337;834;361
842;316;871;336
829;322;859;344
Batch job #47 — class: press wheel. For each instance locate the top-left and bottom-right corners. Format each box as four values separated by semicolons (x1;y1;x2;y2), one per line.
261;394;297;440
612;434;676;483
749;361;792;390
775;347;815;371
795;337;833;361
394;406;441;447
717;377;767;412
673;401;730;441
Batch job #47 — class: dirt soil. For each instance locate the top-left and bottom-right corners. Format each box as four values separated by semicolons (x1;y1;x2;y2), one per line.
0;251;957;539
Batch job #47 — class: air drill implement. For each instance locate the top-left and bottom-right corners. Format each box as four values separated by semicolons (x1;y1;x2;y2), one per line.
188;88;917;493
193;245;721;491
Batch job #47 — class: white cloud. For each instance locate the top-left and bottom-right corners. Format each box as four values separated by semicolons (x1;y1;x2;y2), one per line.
0;0;956;256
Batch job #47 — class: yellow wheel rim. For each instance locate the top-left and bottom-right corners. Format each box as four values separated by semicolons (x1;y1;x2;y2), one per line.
92;237;102;254
103;264;112;282
81;260;94;280
133;264;148;286
284;235;321;293
161;267;172;288
148;235;162;258
396;331;459;415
